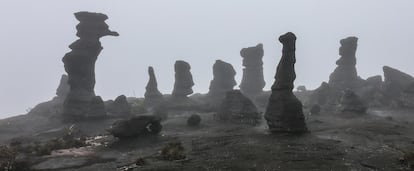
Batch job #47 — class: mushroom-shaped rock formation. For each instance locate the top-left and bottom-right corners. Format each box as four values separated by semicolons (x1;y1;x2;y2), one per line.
144;66;164;107
239;44;265;99
62;12;119;121
208;60;237;98
172;60;194;98
264;32;308;133
328;37;362;90
108;115;162;139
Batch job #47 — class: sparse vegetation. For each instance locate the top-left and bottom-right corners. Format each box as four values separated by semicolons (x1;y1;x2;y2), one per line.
10;127;86;156
161;142;186;161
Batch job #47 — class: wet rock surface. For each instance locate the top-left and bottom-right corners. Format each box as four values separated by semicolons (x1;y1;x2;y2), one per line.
62;12;118;121
265;32;307;133
239;44;265;99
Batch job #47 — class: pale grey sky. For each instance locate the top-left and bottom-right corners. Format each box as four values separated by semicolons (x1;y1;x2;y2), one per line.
1;0;413;118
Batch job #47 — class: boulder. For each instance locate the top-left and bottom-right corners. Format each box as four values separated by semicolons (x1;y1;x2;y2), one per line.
339;89;367;113
187;114;201;127
106;95;132;117
108;115;162;139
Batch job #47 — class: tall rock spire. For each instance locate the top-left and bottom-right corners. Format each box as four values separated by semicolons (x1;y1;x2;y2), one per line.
265;32;307;133
62;12;119;121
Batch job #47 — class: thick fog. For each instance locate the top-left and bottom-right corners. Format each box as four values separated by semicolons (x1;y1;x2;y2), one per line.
0;0;413;118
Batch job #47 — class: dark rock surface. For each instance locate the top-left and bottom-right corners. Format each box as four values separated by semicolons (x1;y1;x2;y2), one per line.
144;67;163;108
328;37;362;90
239;44;265;99
62;12;118;121
382;66;414;98
172;60;194;98
339;89;367;113
307;82;341;110
108;115;162;139
374;66;414;108
264;32;307;133
216;90;261;125
365;75;382;87
56;74;70;99
208;60;237;98
106;95;132;117
310;105;321;115
187;114;201;127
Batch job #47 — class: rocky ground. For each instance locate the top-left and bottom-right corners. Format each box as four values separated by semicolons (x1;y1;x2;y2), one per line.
0;108;413;171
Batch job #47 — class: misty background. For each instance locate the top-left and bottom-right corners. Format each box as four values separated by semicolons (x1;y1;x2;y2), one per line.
0;0;413;118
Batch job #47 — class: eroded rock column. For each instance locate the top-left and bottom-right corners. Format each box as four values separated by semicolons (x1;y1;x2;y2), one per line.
172;60;194;98
144;66;163;107
265;32;307;133
328;37;360;90
239;44;265;99
62;12;119;121
208;60;237;98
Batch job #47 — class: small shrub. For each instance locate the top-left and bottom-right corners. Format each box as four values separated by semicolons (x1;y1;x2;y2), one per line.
0;145;16;171
160;142;186;161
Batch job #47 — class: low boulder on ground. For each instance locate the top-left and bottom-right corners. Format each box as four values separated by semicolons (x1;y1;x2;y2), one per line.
107;116;162;139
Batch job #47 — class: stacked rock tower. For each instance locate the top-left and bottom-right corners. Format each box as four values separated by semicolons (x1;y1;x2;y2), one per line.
62;12;119;121
265;32;307;133
239;44;266;100
328;37;360;90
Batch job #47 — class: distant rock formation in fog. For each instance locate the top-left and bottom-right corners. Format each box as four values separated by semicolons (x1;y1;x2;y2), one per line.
144;66;163;107
265;32;307;133
108;115;162;139
339;89;367;113
216;90;261;125
62;12;118;121
208;60;237;98
382;66;414;97
55;74;70;100
329;37;363;90
382;66;414;107
172;60;194;98
106;95;132;117
239;44;265;99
